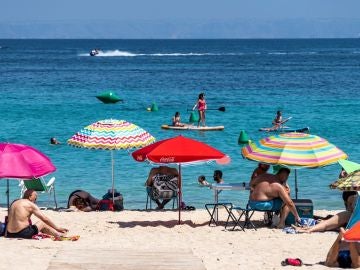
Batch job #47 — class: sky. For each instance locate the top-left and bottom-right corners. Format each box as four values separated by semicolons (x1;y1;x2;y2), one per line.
2;0;359;22
1;0;360;38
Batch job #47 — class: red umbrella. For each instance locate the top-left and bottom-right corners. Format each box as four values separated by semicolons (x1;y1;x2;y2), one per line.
0;142;56;208
132;135;228;224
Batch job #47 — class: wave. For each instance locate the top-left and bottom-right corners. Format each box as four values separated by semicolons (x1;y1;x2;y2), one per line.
79;50;240;57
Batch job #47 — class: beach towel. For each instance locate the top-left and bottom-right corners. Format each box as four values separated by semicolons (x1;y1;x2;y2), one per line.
32;233;80;241
152;174;178;199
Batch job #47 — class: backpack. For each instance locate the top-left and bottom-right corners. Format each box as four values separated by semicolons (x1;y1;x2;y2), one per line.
99;191;124;211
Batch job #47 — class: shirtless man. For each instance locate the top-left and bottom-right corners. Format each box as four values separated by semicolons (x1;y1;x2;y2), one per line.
250;168;300;228
6;190;68;239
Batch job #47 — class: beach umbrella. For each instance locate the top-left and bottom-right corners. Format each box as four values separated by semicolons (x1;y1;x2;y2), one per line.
132;135;229;224
344;221;360;242
330;170;360;191
241;132;347;198
0;142;56;208
68;119;155;202
338;159;360;174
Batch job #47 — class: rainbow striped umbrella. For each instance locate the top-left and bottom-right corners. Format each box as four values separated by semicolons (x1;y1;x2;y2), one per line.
242;132;347;198
68;119;155;201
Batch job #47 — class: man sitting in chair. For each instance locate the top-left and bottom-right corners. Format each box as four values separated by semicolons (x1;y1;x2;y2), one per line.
249;168;301;228
6;189;68;239
145;166;179;210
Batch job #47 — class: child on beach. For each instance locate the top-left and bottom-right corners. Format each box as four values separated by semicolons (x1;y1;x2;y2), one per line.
192;92;207;127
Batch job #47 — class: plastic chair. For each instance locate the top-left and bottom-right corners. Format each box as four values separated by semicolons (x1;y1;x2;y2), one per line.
146;187;178;210
19;177;57;209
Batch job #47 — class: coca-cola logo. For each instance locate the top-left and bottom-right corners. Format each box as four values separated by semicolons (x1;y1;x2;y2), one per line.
159;157;175;162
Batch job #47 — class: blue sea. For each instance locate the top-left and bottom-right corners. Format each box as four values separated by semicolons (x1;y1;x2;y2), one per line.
0;39;359;210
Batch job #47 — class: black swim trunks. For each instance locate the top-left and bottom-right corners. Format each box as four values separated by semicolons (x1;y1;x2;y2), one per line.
6;225;39;239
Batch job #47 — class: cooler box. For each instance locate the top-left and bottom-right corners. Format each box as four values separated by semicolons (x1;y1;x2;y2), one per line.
285;199;313;225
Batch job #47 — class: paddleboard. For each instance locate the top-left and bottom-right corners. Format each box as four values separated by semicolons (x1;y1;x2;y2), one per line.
161;124;224;131
259;126;310;133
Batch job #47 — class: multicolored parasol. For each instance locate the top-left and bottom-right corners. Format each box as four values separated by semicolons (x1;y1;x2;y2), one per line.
68;119;155;201
242;132;347;168
330;170;360;191
242;132;347;198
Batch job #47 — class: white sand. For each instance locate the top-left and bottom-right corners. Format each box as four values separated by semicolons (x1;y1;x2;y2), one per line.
0;208;342;270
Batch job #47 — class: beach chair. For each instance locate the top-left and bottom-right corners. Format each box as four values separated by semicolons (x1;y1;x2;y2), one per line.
19;177;57;209
225;202;279;231
346;192;360;230
146;187;178;210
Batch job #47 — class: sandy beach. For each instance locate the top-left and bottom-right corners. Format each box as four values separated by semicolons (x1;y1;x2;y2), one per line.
0;208;343;270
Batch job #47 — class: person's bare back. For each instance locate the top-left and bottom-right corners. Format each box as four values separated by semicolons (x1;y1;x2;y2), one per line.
6;199;34;233
6;195;68;239
250;180;284;201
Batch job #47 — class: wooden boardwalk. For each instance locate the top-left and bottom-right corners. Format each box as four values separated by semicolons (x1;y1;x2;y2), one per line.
48;249;206;270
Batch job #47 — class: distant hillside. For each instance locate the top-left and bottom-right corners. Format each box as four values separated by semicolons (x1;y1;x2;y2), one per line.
0;18;360;38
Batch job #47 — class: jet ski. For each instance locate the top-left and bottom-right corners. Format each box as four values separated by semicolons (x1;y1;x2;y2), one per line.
90;49;100;56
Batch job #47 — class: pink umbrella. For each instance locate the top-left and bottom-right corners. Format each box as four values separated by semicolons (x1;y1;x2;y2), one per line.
0;143;56;208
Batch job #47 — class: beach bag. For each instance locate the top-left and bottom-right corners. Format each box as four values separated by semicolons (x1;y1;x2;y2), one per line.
100;190;124;211
152;174;178;200
97;199;114;211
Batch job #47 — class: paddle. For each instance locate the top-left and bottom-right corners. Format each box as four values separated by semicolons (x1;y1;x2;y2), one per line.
187;106;225;112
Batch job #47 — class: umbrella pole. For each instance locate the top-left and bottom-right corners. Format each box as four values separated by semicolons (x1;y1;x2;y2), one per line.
6;179;9;211
111;151;115;204
178;164;182;225
295;170;298;199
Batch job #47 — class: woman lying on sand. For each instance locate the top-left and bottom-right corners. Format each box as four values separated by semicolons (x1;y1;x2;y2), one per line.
294;191;357;233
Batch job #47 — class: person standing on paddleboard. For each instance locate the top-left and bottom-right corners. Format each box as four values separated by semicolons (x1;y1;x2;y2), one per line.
193;92;207;127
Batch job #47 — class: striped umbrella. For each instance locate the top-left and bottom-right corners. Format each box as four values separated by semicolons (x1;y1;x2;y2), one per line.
330;170;360;191
68;119;155;201
242;132;347;198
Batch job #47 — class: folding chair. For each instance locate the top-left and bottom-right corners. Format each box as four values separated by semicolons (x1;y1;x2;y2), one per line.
205;202;241;228
19;177;57;209
225;202;279;231
146;187;178;210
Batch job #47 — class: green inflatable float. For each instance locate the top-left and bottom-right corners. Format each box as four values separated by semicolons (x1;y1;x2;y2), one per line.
96;91;123;104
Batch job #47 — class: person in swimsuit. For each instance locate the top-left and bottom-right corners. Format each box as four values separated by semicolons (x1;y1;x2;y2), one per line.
6;191;68;239
145;166;179;210
172;112;185;127
192;92;207;127
250;168;300;228
272;111;283;126
294;191;357;233
325;227;360;268
67;190;100;212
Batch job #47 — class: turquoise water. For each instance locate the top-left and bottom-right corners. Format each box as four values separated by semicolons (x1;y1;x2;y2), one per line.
0;39;359;210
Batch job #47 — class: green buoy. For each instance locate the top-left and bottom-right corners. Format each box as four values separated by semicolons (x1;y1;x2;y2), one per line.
189;111;199;123
238;130;250;145
96;91;123;104
150;102;158;112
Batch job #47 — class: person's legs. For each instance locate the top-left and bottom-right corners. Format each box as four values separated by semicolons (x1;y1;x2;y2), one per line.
35;220;61;237
197;111;201;127
201;111;206;126
325;229;345;267
349;242;360;268
159;199;171;209
278;205;290;229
